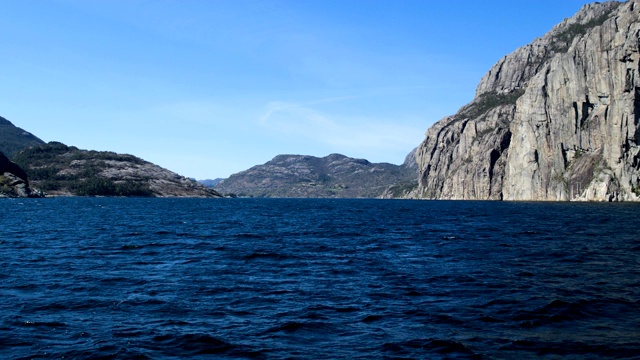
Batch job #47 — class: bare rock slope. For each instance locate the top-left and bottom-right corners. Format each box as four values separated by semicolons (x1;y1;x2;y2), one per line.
215;153;416;198
414;0;640;201
13;142;221;198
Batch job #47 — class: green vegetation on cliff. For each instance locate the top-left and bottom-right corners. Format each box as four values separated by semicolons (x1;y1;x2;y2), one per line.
13;142;154;197
550;7;617;53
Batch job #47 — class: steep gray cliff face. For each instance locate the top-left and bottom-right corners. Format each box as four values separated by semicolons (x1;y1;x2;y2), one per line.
416;0;640;201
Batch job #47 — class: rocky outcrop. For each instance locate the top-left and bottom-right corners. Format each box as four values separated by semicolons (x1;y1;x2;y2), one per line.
415;0;640;201
215;153;416;198
0;151;40;197
13;142;222;198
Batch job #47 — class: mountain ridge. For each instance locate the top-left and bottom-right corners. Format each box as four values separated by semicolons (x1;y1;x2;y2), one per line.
13;141;222;197
0;116;45;157
0;116;221;198
214;152;417;198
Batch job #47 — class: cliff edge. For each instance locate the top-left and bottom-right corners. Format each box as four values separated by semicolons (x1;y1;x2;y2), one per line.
415;0;640;201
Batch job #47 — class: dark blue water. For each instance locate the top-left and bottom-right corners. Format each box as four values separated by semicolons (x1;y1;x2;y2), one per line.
0;198;639;359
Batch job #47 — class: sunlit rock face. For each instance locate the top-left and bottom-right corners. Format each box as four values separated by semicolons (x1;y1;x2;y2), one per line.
415;0;640;201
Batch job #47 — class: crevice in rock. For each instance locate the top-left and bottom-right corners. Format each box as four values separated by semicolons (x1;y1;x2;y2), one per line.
573;102;580;132
488;149;500;187
494;60;505;85
635;86;640;126
500;130;512;152
460;120;469;134
581;96;594;128
626;68;635;92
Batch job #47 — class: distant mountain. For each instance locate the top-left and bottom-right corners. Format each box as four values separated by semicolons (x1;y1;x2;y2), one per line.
198;178;225;187
0;116;45;157
13;142;222;198
214;153;417;198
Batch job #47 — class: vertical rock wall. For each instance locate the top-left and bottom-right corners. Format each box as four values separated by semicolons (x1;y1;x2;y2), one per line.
415;0;640;201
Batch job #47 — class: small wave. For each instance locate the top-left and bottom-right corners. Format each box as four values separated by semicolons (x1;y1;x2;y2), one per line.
264;289;296;295
265;320;330;334
234;233;264;239
516;230;542;235
510;298;629;327
303;311;328;320
114;294;167;308
112;328;148;338
58;345;153;360
501;338;640;357
123;232;144;237
100;276;145;285
429;313;465;326
481;298;523;307
361;314;384;323
17;320;67;328
516;271;534;277
367;292;398;301
382;338;479;357
479;315;505;323
243;251;287;261
334;306;361;313
151;333;239;356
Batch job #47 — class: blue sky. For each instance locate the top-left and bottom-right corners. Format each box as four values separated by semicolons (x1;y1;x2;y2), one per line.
1;0;599;179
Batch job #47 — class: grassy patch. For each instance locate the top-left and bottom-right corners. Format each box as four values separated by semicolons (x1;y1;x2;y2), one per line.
457;90;524;121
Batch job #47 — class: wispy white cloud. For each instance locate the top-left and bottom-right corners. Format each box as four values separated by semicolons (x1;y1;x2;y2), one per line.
258;99;424;161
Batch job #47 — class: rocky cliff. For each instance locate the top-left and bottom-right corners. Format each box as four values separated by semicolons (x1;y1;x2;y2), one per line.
415;0;640;201
215;153;416;198
13;142;222;198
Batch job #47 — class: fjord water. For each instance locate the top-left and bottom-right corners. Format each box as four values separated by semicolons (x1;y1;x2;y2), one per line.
0;198;639;359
